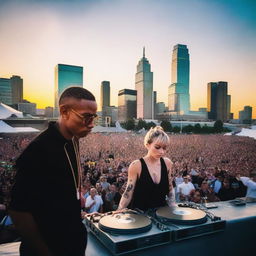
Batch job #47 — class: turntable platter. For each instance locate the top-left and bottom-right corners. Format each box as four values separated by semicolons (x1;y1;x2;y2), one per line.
156;206;207;225
99;213;152;234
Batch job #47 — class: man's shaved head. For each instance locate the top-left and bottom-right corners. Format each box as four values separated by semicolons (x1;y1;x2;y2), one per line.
59;87;95;105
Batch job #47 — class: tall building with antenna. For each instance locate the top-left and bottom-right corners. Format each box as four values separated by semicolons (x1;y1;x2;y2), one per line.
135;47;153;119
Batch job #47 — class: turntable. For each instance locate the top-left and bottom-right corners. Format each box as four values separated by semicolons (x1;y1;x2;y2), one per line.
155;205;226;241
84;211;172;255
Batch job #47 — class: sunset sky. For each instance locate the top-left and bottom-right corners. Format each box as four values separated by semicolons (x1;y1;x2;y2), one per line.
0;0;255;118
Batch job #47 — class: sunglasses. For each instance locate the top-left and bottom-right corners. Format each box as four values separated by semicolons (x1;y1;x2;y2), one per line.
70;108;98;125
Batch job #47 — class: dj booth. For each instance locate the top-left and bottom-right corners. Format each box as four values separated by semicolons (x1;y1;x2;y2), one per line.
85;200;256;256
0;200;255;256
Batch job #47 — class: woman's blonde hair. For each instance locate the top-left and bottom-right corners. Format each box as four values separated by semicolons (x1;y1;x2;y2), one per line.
144;126;170;146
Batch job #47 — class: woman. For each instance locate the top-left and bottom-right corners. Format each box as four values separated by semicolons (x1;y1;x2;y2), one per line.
118;126;175;211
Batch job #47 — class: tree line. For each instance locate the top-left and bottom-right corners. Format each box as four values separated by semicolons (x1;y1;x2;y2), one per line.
121;119;231;134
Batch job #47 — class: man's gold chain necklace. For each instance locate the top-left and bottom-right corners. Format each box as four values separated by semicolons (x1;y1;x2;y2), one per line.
64;137;82;200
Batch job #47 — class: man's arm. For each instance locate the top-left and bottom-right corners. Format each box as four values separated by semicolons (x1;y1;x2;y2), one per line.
117;161;139;210
240;177;256;189
9;210;53;256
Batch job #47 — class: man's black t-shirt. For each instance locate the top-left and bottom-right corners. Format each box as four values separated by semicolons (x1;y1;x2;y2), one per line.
9;122;87;256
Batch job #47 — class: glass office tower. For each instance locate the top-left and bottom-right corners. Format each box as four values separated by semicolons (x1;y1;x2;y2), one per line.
100;81;110;110
54;64;83;116
118;89;137;122
207;81;228;121
168;44;190;114
0;78;12;105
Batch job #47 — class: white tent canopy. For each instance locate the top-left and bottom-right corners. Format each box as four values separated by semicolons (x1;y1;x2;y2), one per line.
236;128;256;140
0;120;39;133
92;122;127;133
0;102;23;119
92;125;127;133
225;127;256;140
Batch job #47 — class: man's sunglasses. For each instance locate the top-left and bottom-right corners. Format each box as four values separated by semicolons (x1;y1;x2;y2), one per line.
70;108;98;124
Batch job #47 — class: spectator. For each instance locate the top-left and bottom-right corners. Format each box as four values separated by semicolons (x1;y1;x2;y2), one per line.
85;188;103;213
100;176;110;191
190;189;203;204
217;178;236;201
105;184;121;211
199;180;220;202
177;175;195;202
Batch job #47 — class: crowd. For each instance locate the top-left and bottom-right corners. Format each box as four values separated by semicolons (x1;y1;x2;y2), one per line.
1;132;256;215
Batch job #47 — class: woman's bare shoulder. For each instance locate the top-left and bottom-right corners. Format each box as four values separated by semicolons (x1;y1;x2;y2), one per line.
128;159;141;177
129;159;141;170
163;157;173;164
163;157;173;169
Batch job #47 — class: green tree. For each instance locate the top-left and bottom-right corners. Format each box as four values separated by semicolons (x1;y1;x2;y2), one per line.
201;124;214;134
182;125;193;133
194;123;202;134
136;118;147;130
160;120;172;132
214;120;223;133
122;119;135;130
146;121;156;130
172;126;181;133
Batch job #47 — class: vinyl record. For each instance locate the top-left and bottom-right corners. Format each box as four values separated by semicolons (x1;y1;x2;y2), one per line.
99;213;152;234
156;206;207;225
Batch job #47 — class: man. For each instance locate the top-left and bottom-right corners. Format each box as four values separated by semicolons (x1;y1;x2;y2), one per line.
237;171;256;200
85;188;103;213
9;87;97;256
105;183;121;211
217;178;236;201
99;176;110;191
177;175;195;201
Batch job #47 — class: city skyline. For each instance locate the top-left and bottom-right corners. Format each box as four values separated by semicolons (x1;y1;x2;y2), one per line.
0;0;255;118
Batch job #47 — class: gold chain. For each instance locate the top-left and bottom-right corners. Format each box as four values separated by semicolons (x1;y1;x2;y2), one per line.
64;137;82;200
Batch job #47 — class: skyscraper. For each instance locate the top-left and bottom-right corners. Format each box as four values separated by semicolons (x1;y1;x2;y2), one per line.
153;91;157;119
118;89;137;122
54;64;83;116
227;94;231;120
156;102;166;115
168;44;190;114
10;75;23;104
239;106;252;124
135;47;153;119
207;81;228;121
0;78;12;105
100;81;110;110
0;75;23;106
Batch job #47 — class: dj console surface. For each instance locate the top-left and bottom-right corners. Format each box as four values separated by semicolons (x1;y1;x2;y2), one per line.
84;204;226;255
